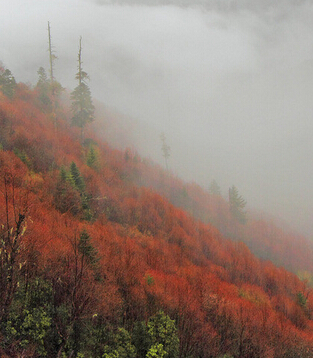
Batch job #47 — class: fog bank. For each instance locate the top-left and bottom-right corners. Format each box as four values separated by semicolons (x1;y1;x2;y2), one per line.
2;0;313;236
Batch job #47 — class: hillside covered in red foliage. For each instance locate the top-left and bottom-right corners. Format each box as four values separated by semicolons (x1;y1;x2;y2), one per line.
1;80;313;357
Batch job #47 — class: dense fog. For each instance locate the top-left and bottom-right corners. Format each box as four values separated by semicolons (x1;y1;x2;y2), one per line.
2;0;313;236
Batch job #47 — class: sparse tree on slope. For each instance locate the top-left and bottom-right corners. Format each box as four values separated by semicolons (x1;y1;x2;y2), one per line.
45;22;64;127
209;179;221;195
71;37;94;141
87;145;99;170
36;66;52;109
0;67;16;99
228;185;246;224
160;132;170;171
48;21;57;92
47;21;60;126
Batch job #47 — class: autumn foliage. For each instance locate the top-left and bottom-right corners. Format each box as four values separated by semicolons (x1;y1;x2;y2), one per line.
1;82;313;357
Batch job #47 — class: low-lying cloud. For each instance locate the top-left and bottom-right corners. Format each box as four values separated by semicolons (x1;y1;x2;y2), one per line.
2;0;313;236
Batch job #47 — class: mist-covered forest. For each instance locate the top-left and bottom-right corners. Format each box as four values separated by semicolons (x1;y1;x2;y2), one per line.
4;0;313;237
1;1;313;357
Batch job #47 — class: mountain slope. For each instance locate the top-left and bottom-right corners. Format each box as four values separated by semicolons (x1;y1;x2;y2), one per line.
0;83;313;357
94;101;313;279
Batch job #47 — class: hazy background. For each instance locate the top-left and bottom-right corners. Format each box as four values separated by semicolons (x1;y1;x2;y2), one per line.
1;0;313;236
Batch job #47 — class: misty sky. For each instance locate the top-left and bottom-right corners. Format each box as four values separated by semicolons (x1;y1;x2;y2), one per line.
2;0;313;236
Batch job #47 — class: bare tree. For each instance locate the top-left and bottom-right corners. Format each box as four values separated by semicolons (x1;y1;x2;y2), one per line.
160;132;170;171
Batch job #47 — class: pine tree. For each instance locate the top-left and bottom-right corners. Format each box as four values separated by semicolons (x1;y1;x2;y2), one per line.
0;68;16;99
78;230;98;267
59;166;68;182
70;161;85;193
87;146;99;169
71;37;94;141
209;179;221;195
228;185;247;224
36;67;52;109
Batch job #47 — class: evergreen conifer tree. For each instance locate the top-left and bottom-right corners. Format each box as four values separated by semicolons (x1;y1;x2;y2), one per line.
228;185;247;224
209;179;221;195
0;68;16;99
78;229;98;266
71;37;94;141
36;67;52;109
70;161;85;193
87;146;98;169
